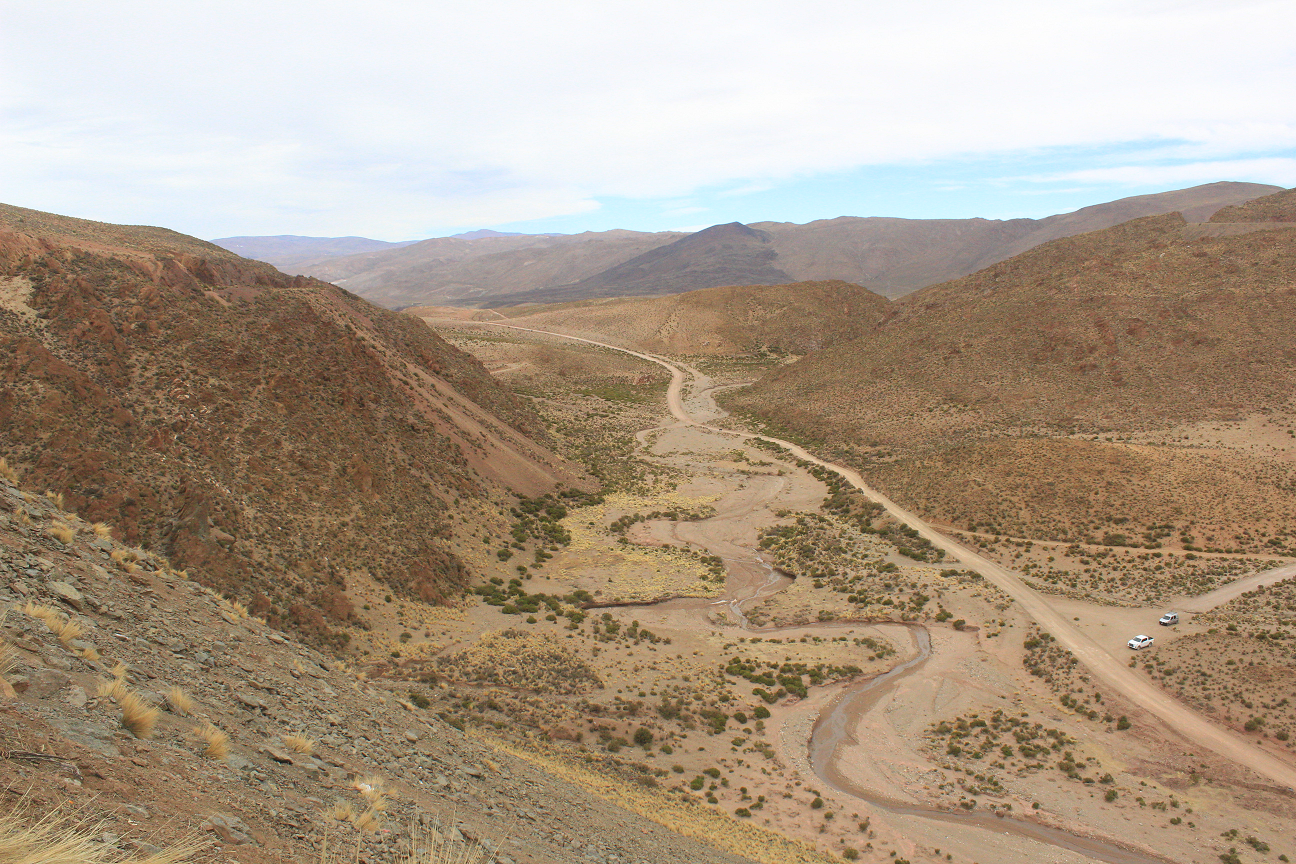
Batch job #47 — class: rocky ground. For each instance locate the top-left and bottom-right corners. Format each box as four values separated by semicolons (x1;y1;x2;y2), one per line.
0;473;763;864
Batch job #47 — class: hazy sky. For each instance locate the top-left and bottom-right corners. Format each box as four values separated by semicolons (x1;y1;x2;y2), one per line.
2;1;1293;240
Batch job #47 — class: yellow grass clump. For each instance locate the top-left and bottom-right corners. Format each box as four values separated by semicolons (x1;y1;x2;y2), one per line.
91;521;113;539
54;617;81;647
400;820;500;864
97;675;128;700
119;690;159;739
22;601;61;629
192;722;230;760
75;644;100;662
44;490;65;511
351;805;384;834
0;457;18;484
165;685;194;716
282;733;315;755
325;801;357;822
47;521;75;545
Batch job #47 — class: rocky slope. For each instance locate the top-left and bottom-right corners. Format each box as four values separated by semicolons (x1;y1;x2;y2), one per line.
0;477;755;864
0;203;584;647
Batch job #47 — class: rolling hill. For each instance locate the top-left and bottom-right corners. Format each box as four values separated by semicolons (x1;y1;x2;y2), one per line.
724;187;1296;551
272;181;1278;308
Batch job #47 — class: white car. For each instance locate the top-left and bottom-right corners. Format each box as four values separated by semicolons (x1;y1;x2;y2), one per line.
1128;635;1154;650
1158;612;1179;626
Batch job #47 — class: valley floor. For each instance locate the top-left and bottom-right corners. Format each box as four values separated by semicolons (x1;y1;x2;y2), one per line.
394;319;1296;864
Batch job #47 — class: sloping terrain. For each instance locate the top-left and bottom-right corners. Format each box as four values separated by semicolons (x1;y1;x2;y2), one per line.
281;182;1276;308
725;188;1296;550
210;235;418;270
0;478;756;864
414;280;889;356
0;203;583;646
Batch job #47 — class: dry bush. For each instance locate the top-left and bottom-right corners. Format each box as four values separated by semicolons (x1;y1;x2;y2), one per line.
192;722;230;760
44;490;65;511
47;522;75;545
120;690;159;739
13;506;31;527
91;521;112;539
282;733;315;755
0;457;18;484
165;686;194;716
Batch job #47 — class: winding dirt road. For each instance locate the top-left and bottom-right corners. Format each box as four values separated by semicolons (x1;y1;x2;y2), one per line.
479;321;1296;793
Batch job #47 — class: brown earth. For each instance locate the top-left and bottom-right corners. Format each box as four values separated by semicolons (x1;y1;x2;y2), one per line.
0;203;584;648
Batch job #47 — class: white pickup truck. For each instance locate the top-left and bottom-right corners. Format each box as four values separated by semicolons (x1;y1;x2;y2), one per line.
1128;635;1155;650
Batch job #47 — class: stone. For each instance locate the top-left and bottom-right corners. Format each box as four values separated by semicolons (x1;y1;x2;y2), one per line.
233;691;266;710
64;685;88;709
47;581;84;610
260;746;295;764
202;814;257;846
17;666;70;698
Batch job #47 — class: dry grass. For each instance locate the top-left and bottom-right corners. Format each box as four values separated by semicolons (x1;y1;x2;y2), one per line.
75;644;100;662
97;676;128;700
351;805;384;834
282;733;315;755
165;685;194;716
325;801;357;822
54;617;81;647
120;690;160;739
91;521;112;539
44;490;65;511
47;521;75;545
0;794;206;864
192;722;230;760
22;601;61;629
399;821;499;864
354;775;385;805
0;457;18;484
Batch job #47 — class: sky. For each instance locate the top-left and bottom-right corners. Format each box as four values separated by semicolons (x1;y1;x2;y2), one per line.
2;1;1294;241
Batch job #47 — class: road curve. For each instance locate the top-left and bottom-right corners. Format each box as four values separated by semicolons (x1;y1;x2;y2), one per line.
475;321;1296;791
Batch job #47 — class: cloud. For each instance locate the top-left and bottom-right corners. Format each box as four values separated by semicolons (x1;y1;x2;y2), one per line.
1;0;1293;237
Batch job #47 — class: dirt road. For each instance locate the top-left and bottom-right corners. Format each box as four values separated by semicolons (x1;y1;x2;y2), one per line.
478;320;1296;792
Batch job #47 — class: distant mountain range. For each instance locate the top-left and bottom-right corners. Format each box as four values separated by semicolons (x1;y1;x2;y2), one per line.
218;182;1281;308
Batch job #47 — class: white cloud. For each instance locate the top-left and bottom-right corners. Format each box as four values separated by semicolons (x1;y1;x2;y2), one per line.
0;0;1293;236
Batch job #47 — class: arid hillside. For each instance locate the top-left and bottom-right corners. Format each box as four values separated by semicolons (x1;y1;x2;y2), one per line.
726;188;1296;550
0;203;583;646
279;182;1276;308
412;280;890;356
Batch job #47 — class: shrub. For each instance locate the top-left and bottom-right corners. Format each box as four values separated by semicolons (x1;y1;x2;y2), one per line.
754;705;771;719
952;619;966;631
810;797;824;809
633;727;654;748
1116;716;1131;730
1105;789;1117;802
